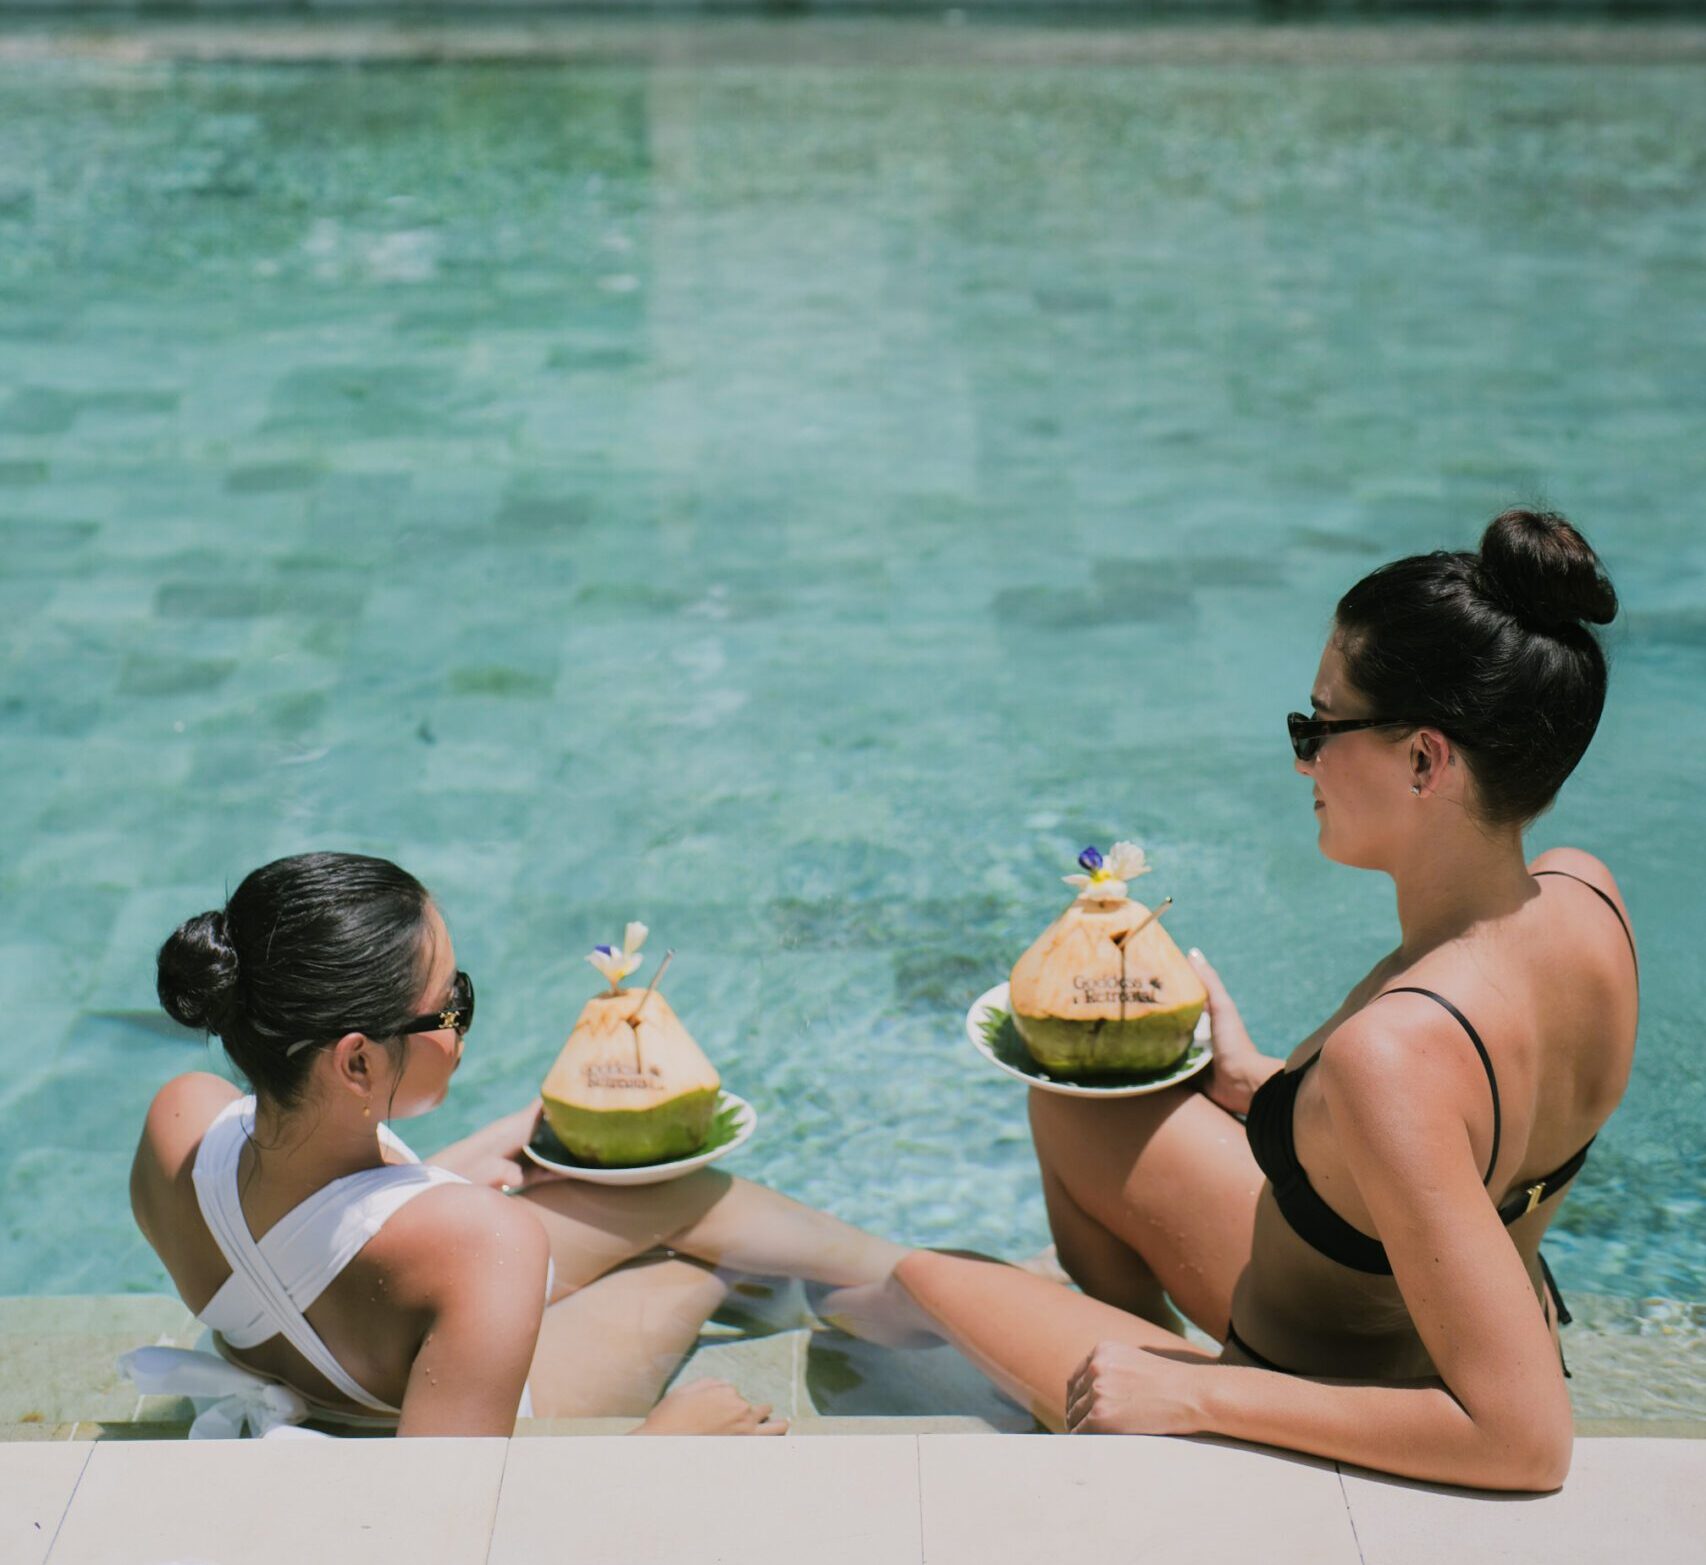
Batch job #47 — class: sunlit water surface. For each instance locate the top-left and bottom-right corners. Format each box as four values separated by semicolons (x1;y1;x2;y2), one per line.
1;28;1703;1305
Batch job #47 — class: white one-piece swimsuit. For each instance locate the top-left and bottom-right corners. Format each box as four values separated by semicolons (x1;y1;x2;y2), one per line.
119;1094;552;1438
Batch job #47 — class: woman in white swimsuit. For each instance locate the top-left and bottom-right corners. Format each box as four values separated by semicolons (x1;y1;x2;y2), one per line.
129;852;909;1437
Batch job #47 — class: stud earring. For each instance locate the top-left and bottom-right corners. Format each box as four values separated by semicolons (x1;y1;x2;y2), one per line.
1411;784;1422;795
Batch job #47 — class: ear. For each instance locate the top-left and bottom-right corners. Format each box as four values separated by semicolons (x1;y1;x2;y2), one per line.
1410;728;1454;793
329;1032;377;1100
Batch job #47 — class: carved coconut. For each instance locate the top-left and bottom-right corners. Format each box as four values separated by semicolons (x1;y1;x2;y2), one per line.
541;990;720;1167
1009;895;1206;1075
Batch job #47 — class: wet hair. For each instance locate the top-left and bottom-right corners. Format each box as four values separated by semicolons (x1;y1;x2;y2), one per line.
1334;508;1618;827
157;852;434;1110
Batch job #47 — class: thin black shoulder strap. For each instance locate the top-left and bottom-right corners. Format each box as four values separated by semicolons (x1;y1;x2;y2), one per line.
1533;870;1637;972
1374;986;1501;1186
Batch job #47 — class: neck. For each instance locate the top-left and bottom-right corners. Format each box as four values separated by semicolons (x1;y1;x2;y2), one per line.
248;1094;389;1188
1389;818;1532;962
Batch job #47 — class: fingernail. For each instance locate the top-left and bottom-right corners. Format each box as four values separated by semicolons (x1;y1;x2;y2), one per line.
1188;948;1203;961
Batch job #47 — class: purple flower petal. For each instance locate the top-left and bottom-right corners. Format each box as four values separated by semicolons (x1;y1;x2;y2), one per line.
1077;846;1104;873
593;944;617;957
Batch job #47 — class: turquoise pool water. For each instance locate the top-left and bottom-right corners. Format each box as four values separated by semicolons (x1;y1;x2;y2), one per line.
2;22;1703;1306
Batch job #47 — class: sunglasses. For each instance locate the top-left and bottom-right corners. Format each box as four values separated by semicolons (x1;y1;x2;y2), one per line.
1286;712;1416;763
285;970;476;1058
399;970;476;1039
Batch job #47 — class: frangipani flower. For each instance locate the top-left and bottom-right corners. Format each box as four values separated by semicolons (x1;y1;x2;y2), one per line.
1063;840;1152;902
587;921;649;991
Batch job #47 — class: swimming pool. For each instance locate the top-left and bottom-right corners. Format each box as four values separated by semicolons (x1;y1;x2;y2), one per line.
1;18;1702;1309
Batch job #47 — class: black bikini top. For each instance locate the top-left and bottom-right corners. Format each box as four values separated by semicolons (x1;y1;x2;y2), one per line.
1245;869;1636;1277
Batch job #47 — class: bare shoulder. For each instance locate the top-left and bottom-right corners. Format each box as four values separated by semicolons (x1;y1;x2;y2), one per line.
1317;997;1484;1117
368;1182;548;1312
1528;846;1629;914
1527;845;1636;971
137;1072;241;1176
1313;994;1503;1180
130;1072;242;1249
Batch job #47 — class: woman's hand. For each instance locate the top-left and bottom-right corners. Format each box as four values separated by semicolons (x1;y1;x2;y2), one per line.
1188;950;1278;1117
634;1378;789;1436
1065;1341;1205;1437
428;1100;567;1192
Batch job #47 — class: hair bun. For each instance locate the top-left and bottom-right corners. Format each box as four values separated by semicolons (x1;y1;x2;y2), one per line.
157;909;241;1033
1478;508;1617;632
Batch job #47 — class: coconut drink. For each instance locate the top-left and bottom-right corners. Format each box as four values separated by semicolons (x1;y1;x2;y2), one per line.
541;925;721;1167
1009;843;1206;1076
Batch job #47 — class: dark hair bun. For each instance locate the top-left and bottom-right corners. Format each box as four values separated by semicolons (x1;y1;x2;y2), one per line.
1479;508;1617;632
157;910;241;1033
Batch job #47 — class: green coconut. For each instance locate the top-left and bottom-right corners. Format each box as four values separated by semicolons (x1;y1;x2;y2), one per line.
1009;895;1205;1076
541;990;719;1167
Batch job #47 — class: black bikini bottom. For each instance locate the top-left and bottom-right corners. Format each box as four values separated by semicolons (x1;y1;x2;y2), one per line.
1224;1252;1573;1379
1222;1321;1291;1373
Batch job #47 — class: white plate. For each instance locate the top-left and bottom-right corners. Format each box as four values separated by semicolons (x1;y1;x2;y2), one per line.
523;1092;757;1186
966;983;1213;1099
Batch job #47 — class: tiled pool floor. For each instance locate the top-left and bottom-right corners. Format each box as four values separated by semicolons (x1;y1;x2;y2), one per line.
5;10;1706;1314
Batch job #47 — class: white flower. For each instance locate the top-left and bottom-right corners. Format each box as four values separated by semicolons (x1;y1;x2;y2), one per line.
1105;841;1151;882
587;921;649;988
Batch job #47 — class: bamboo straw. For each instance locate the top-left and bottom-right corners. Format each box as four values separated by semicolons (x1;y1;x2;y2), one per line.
628;948;675;1072
1112;896;1172;948
629;948;676;1022
1113;899;1170;1021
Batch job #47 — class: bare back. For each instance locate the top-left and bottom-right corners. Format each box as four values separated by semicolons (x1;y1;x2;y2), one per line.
1231;846;1638;1376
130;1072;485;1418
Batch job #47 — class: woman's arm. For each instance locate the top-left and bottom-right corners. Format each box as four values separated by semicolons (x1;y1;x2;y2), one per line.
1069;1007;1573;1491
395;1187;550;1437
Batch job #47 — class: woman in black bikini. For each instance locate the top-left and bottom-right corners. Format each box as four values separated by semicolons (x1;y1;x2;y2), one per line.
885;508;1635;1491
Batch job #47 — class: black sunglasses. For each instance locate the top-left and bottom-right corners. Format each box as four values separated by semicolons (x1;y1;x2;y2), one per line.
284;971;477;1059
398;970;476;1039
1286;712;1416;763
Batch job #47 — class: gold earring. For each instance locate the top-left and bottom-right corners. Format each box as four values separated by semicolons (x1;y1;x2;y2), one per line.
363;1103;371;1118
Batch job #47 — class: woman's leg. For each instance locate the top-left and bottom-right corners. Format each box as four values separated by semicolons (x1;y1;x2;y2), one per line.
1038;1160;1187;1336
525;1254;730;1418
516;1170;907;1303
895;1251;1217;1431
1029;1083;1263;1338
770;1085;1262;1355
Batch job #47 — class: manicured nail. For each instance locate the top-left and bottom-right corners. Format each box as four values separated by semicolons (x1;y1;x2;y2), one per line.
1188;947;1204;960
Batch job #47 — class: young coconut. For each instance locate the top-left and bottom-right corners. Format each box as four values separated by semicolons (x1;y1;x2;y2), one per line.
1009;842;1206;1075
541;924;721;1167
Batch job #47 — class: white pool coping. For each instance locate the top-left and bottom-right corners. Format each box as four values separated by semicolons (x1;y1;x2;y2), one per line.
6;1431;1703;1565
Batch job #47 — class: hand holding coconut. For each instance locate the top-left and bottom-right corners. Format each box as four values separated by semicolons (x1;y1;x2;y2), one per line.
1185;947;1280;1117
428;1098;566;1191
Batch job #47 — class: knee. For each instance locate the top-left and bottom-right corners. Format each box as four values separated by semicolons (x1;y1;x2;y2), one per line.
894;1248;1003;1309
893;1248;954;1304
893;1249;933;1293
